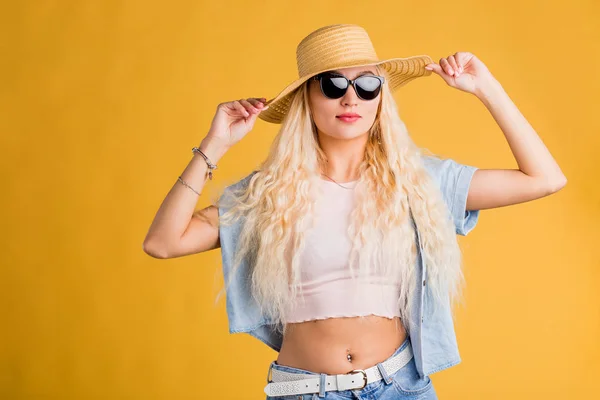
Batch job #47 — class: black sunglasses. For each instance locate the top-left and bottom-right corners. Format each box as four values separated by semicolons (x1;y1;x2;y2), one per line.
311;72;385;101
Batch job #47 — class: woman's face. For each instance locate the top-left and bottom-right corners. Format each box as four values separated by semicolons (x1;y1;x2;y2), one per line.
308;65;381;141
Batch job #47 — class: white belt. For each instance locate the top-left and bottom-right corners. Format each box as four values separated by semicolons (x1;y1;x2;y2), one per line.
264;343;413;397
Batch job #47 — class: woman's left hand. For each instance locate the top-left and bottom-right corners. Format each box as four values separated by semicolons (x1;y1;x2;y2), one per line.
425;52;497;96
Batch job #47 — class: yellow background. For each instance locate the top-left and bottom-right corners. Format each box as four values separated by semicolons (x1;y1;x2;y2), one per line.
1;0;598;398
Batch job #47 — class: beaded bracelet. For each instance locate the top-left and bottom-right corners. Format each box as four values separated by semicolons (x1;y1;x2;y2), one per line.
192;146;218;180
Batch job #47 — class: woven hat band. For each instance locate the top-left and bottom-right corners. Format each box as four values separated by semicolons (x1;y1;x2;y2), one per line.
295;25;380;77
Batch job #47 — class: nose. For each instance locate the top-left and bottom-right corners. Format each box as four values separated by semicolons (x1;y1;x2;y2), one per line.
341;84;359;106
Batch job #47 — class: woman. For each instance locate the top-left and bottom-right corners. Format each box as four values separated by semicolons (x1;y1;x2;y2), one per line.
143;24;566;399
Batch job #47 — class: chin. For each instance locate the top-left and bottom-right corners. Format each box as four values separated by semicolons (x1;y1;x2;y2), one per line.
325;130;365;140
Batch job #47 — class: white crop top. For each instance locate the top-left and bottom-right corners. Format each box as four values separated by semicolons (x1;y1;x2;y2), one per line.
285;178;402;323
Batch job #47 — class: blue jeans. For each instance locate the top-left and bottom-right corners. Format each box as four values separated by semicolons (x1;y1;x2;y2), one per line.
266;336;437;399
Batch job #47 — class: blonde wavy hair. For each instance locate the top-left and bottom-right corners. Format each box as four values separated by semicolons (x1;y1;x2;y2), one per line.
215;66;465;336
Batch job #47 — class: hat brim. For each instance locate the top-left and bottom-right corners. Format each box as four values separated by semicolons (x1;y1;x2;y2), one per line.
258;54;434;124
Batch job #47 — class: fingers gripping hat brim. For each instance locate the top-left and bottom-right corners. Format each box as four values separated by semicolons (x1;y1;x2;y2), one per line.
258;55;433;125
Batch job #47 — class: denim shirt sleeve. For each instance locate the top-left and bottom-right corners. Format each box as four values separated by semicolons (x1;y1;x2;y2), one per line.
422;155;480;236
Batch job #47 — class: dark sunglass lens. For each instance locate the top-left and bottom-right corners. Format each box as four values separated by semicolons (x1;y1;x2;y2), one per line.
355;76;382;100
321;75;348;99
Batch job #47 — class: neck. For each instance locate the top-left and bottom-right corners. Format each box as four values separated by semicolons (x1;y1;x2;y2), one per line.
317;131;367;182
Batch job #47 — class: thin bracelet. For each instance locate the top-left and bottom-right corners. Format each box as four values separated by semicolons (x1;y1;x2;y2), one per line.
178;176;200;196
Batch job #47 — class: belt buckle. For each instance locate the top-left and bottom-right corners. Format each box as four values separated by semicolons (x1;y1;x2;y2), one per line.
347;369;367;389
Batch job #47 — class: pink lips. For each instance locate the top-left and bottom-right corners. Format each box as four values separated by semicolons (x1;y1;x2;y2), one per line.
336;114;361;123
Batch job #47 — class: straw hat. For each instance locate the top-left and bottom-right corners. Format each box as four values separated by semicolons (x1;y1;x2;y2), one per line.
258;24;434;124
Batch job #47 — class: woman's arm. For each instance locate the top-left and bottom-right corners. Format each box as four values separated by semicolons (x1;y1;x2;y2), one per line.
142;137;228;259
142;97;268;259
425;53;567;211
466;78;567;211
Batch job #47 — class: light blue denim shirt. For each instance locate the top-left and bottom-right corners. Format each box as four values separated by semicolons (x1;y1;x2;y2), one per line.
217;154;480;378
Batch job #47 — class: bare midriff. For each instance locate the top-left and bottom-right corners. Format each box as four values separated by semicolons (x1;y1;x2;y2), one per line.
275;315;407;374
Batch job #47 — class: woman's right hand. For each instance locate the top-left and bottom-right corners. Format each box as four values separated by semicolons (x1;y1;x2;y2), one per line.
205;97;269;148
